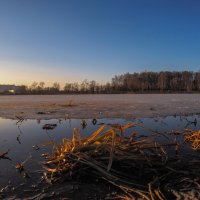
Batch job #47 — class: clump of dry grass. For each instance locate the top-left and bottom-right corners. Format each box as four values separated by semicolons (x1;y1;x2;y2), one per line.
43;124;200;199
184;129;200;150
60;100;76;107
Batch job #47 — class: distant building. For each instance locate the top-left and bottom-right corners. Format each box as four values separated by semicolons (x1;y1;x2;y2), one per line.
0;85;23;94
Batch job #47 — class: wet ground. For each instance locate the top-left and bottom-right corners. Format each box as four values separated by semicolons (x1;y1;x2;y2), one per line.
0;114;200;199
0;94;200;119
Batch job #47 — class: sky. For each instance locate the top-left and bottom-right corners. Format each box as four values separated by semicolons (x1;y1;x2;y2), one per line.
0;0;200;87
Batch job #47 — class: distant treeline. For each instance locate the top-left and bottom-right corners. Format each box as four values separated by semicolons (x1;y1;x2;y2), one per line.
3;71;200;94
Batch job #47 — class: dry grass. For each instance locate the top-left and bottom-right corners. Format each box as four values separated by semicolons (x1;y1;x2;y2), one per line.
184;129;200;150
43;123;200;199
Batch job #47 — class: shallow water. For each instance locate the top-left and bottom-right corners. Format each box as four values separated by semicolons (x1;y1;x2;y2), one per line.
0;115;199;197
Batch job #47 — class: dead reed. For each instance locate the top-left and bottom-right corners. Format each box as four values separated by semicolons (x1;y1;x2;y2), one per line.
43;123;200;199
184;129;200;150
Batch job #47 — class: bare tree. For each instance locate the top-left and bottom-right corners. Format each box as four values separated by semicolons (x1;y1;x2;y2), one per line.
30;82;38;92
51;82;60;94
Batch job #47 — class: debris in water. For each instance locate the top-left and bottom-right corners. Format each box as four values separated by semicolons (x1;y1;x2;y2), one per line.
15;163;24;173
0;150;11;161
81;119;87;129
92;118;97;125
15;116;24;125
16;134;21;144
15;154;32;174
42;124;57;130
37;111;56;115
32;145;40;150
23;172;30;179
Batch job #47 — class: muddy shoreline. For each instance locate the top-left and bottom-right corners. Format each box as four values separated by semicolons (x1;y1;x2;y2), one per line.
0;94;199;119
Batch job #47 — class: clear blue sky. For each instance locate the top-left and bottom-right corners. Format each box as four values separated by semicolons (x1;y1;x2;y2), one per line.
0;0;200;86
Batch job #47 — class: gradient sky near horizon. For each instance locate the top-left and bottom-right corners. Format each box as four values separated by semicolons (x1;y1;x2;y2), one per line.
0;0;200;86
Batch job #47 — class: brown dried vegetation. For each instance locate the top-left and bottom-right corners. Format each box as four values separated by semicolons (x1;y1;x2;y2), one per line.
184;129;200;150
43;124;200;199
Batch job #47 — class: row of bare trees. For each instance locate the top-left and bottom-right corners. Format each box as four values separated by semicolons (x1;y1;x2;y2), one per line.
17;71;200;94
112;71;199;92
22;80;110;94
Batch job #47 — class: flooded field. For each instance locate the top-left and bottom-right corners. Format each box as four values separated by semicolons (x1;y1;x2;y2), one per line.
0;115;200;199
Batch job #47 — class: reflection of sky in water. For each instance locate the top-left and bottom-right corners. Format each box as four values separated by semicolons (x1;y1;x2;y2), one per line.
0;115;199;189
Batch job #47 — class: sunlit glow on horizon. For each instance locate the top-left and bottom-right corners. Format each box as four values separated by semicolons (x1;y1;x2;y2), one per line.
0;61;112;87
